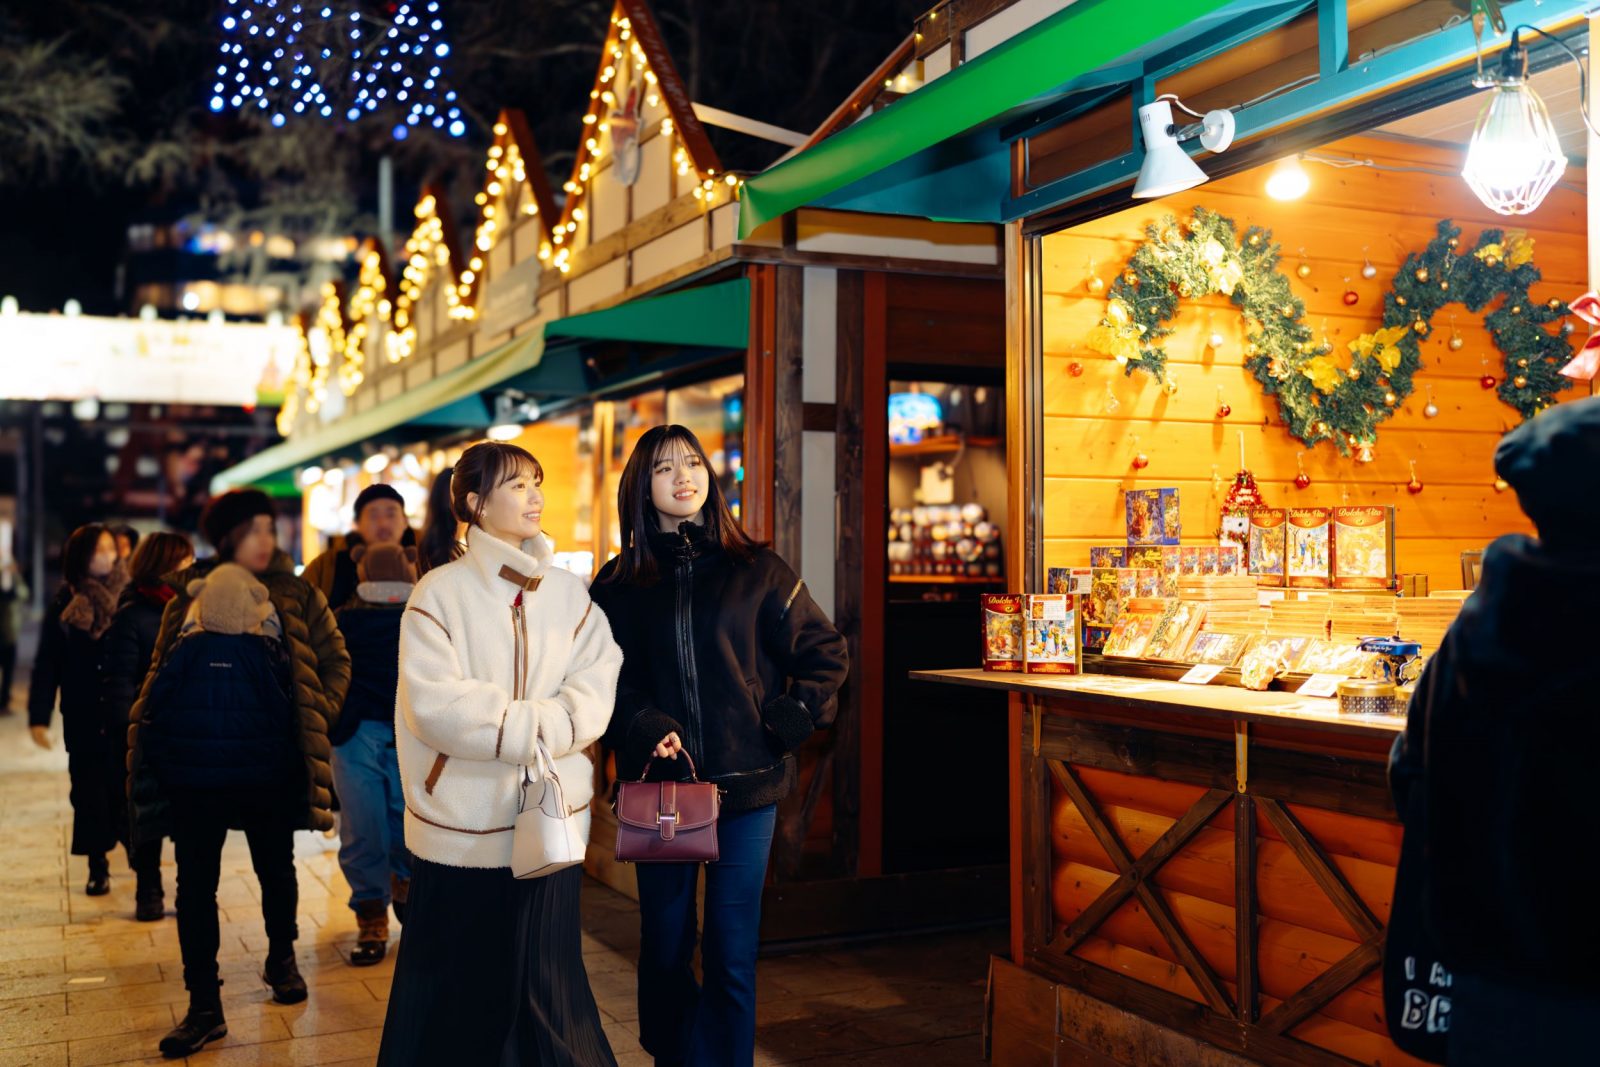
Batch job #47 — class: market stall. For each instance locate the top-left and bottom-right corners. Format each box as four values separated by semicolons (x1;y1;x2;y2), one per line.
738;0;1597;1060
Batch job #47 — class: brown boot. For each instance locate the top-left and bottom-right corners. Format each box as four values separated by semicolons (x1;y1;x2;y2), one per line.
350;900;389;967
390;873;411;926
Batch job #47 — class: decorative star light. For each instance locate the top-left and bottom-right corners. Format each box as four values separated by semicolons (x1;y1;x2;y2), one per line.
207;0;466;140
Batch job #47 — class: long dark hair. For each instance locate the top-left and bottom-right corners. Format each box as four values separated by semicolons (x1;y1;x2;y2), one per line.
418;466;462;575
451;442;544;529
602;424;761;586
61;524;111;589
127;531;194;588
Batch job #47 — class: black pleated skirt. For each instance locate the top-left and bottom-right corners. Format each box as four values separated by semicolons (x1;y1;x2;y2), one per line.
376;859;617;1067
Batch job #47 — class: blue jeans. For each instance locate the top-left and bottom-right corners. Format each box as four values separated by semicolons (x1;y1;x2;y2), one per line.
330;720;411;909
634;803;777;1067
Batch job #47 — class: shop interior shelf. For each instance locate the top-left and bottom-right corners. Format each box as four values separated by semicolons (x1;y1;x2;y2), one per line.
888;434;1002;459
887;574;1002;585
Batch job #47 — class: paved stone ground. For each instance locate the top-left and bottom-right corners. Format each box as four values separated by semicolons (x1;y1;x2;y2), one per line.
0;667;996;1065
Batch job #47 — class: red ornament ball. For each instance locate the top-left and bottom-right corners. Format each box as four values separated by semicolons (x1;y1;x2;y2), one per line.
1068;361;1084;377
1342;290;1359;306
1407;477;1425;495
1217;403;1232;418
1294;472;1311;490
1131;453;1150;471
1480;375;1498;390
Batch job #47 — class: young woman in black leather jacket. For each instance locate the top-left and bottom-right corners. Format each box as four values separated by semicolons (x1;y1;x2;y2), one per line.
593;424;848;1067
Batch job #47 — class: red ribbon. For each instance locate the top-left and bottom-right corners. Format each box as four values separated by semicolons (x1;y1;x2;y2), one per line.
1561;292;1600;380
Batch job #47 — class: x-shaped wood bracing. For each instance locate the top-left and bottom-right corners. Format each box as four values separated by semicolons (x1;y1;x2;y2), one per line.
1046;760;1386;1029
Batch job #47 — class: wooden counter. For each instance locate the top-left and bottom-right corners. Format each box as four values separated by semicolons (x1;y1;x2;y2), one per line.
919;669;1423;1067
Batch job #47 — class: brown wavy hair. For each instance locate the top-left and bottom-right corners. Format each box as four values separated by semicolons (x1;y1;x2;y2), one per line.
450;442;544;529
127;531;194;588
600;424;761;586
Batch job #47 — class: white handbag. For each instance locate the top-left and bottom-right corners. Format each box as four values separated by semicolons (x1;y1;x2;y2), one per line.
511;743;587;880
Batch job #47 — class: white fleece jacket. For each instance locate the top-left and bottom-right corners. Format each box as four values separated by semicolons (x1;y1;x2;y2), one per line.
395;526;622;868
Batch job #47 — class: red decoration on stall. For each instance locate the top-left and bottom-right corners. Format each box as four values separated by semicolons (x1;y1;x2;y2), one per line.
1068;361;1085;377
1480;374;1499;390
1559;291;1600;380
1342;290;1359;306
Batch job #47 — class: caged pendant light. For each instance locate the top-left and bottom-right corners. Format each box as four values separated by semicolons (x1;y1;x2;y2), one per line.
1461;28;1573;216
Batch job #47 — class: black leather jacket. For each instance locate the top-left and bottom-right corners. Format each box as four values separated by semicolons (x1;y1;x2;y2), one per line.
593;523;849;813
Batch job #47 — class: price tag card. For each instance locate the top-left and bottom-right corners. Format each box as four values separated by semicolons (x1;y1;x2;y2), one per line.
1296;673;1346;698
1179;663;1225;685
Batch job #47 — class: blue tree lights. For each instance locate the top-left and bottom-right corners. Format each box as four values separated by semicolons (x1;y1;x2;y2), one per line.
208;0;466;140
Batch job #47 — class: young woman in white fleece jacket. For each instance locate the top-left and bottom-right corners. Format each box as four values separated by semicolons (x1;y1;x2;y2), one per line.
377;441;622;1067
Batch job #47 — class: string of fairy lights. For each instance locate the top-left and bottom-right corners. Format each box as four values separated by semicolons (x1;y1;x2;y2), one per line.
208;0;466;140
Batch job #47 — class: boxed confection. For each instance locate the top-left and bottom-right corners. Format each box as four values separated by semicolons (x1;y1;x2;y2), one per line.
1248;509;1288;588
1125;488;1181;546
1286;507;1333;589
1024;593;1081;674
1333;506;1396;590
981;594;1025;672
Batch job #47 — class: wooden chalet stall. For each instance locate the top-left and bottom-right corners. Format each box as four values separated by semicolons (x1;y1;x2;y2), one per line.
742;0;1598;1062
216;0;1014;943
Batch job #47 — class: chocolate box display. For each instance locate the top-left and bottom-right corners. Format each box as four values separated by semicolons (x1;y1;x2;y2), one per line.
1287;507;1333;589
1125;488;1181;546
981;594;1025;672
1024;594;1080;674
1248;509;1288;588
1332;505;1396;590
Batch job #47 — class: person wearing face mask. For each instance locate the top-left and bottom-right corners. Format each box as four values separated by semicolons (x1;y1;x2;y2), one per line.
591;424;849;1067
125;489;350;1058
29;524;128;896
378;440;622;1066
302;483;416;613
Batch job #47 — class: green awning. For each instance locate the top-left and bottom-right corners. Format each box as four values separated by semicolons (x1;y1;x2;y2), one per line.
737;0;1240;237
547;277;749;350
212;278;751;493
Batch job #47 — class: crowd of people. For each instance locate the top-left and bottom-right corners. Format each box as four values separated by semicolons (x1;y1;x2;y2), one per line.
17;425;849;1067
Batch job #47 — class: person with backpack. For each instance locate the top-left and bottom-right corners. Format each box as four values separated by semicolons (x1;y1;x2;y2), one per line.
330;541;417;965
302;483;414;611
127;489;349;1059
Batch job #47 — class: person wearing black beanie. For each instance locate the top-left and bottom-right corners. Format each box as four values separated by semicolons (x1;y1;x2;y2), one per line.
1388;396;1600;1065
127;487;350;1056
302;480;416;611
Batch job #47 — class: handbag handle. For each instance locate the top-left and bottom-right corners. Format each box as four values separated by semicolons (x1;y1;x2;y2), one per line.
635;749;702;783
520;742;563;813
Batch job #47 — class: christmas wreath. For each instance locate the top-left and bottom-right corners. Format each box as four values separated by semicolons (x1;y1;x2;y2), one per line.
1087;207;1311;388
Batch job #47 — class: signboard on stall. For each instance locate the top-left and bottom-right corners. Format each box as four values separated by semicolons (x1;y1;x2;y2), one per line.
0;312;299;407
478;256;544;339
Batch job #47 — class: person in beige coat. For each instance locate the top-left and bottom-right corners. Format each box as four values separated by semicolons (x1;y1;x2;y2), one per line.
377;441;622;1067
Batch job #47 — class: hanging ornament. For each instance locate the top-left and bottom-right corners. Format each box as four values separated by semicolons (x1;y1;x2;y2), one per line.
1130;435;1149;470
1361;248;1378;280
1296;248;1312;279
1085;258;1105;294
1293;452;1311;490
1448;315;1464;350
1211;464;1223;495
1480;374;1499;389
1384;390;1398;406
1215;386;1231;419
1514;374;1528;388
1355;439;1376;464
1163;376;1180;398
1068;361;1084;377
1561;318;1575;337
1347;366;1362;381
1412;320;1429;335
1103;382;1120;414
1494;477;1509;493
1414;266;1430;283
1396;295;1408;307
1208;321;1226;350
1423;384;1440;419
1343;289;1359;306
1406;459;1424;495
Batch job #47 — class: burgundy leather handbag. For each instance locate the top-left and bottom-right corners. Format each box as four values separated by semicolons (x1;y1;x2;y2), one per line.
613;753;720;863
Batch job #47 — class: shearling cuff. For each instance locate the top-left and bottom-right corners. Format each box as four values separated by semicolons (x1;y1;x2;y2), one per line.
625;710;684;771
761;694;814;753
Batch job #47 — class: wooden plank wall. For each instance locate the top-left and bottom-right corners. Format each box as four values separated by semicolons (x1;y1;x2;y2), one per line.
1039;134;1588;590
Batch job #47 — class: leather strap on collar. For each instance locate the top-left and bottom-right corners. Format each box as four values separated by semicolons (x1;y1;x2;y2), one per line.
498;564;543;592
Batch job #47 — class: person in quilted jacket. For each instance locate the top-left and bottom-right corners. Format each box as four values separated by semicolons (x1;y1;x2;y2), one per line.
126;490;349;1059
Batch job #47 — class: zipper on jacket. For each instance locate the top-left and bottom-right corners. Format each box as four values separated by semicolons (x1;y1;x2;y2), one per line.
674;530;706;763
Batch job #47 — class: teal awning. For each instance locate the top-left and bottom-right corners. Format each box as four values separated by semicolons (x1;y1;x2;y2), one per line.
738;0;1280;236
212;278;751;493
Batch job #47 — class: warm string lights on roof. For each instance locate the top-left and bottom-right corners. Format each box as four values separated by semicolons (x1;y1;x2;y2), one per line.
463;119;541;306
207;0;467;141
278;321;311;435
388;192;469;363
340;247;389;395
304;281;345;413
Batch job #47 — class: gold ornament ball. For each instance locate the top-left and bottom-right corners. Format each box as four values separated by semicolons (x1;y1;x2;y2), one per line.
1486;255;1500;267
1517;358;1528;368
1087;276;1105;294
1448;335;1464;351
1415;267;1429;282
1248;234;1261;246
1548;298;1562;310
1493;478;1509;493
1347;367;1361;380
1514;375;1528;388
1281;306;1295;319
1448;236;1459;249
1123;270;1138;285
1384;391;1397;406
1412;320;1428;334
1512;305;1522;314
1397;296;1408;307
1164;379;1179;397
1313;420;1328;435
1296;263;1312;278
1440;281;1450;291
